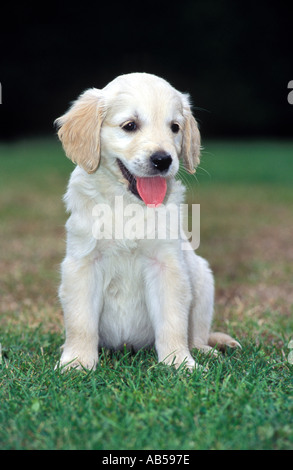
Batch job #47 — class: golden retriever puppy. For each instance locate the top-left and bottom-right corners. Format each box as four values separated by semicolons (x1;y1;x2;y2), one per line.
55;73;240;371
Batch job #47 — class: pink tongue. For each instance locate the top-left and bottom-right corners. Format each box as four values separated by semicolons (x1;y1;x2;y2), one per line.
136;177;167;207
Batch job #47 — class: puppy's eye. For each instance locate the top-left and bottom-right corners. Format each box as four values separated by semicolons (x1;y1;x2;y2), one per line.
121;121;137;132
171;123;180;134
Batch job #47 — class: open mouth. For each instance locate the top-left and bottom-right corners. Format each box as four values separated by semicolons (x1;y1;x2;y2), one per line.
117;159;141;200
117;159;167;207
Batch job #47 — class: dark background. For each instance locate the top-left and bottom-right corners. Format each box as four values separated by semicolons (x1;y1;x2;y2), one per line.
0;0;292;140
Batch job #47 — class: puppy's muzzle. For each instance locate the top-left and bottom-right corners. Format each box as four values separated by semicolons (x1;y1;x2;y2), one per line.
150;151;173;172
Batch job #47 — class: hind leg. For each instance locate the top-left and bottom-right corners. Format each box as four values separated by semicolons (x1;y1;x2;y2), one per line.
208;332;241;351
184;251;241;354
184;252;215;353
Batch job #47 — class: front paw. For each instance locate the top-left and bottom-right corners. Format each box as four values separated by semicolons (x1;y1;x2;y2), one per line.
161;351;197;371
55;350;98;372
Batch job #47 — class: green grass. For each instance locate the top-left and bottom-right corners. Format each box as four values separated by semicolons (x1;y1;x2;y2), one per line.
1;328;292;450
0;138;293;450
200;140;293;186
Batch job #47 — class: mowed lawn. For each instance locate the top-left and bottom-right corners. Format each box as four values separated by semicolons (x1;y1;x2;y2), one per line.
0;138;292;450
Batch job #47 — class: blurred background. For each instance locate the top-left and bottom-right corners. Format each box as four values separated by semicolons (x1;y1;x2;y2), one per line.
0;0;292;140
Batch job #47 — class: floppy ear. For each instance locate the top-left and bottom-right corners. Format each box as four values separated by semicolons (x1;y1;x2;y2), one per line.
180;94;201;174
55;89;105;174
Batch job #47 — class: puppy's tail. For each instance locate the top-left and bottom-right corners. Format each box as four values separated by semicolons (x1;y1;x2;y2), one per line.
208;332;242;351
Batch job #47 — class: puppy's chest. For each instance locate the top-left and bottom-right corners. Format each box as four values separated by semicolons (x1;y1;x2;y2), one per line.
96;242;145;294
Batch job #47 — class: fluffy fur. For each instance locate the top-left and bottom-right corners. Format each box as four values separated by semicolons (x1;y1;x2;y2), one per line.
55;73;240;371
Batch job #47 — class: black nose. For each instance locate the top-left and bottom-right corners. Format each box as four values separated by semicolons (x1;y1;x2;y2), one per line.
150;152;173;172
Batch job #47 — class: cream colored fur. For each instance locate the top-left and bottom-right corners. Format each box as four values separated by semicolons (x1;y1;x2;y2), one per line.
55;73;240;371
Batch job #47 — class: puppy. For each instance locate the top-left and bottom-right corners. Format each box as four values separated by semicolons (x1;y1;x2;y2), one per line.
55;73;240;371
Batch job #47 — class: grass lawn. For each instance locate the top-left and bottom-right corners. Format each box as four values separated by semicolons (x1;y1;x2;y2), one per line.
0;138;292;450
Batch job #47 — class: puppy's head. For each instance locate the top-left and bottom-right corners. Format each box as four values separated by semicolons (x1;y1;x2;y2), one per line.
55;73;200;204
